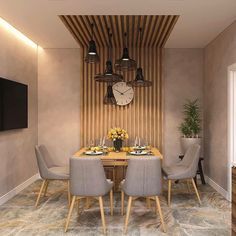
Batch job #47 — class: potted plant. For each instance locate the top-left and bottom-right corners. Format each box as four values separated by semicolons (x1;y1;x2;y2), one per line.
179;99;201;154
108;127;129;152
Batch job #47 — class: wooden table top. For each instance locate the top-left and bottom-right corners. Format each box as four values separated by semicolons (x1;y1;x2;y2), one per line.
74;147;163;160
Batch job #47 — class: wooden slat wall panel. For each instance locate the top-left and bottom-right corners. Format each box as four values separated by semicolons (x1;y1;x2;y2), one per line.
80;46;162;149
59;15;179;150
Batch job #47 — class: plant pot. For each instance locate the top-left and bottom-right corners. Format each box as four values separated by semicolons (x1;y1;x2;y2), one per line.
180;137;201;155
113;139;123;152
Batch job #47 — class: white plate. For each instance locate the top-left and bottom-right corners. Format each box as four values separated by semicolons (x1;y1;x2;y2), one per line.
129;151;148;156
85;151;103;155
133;146;146;150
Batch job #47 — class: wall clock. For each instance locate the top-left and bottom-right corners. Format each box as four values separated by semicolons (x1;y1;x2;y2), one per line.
112;82;134;106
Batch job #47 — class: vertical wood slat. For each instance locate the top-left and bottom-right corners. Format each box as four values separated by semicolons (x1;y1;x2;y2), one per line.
59;15;179;149
80;46;162;148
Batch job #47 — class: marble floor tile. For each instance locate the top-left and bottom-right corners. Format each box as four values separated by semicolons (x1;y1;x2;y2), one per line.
0;180;231;236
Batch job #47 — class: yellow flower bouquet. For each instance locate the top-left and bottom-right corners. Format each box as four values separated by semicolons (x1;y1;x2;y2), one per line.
107;127;129;141
108;127;128;152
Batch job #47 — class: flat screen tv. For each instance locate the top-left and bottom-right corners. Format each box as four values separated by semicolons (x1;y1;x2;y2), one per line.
0;77;28;131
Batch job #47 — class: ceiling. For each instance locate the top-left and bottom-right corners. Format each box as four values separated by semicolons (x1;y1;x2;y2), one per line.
60;15;179;48
0;0;236;48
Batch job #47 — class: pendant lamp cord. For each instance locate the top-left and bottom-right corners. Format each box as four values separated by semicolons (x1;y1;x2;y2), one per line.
91;23;94;40
107;28;112;60
124;32;127;48
139;28;143;66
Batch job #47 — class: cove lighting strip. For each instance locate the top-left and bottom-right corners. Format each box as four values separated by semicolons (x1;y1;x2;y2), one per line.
0;17;38;49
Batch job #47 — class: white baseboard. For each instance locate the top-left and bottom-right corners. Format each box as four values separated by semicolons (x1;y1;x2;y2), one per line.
0;173;40;205
205;175;230;201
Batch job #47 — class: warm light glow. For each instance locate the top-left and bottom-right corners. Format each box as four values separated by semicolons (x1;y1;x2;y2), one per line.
0;17;38;49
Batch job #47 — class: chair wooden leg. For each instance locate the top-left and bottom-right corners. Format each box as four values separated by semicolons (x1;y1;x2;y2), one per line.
67;180;71;207
43;180;49;197
168;180;172;206
155;196;166;233
99;196;106;235
146;197;151;209
85;197;91;209
65;195;76;232
187;180;191;193
191;178;202;205
124;196;132;234
35;179;47;207
110;190;113;216
77;198;80;215
121;191;124;216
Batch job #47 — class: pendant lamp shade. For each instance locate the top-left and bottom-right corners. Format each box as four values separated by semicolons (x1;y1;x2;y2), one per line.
115;33;137;71
104;84;117;105
95;60;123;82
127;28;152;87
84;24;99;63
95;29;123;83
127;67;152;87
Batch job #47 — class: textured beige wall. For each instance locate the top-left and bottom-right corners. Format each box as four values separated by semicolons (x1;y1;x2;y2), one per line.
163;49;204;166
204;21;236;190
38;49;80;166
0;27;38;196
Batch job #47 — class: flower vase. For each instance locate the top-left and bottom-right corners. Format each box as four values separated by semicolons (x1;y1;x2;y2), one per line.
113;139;123;152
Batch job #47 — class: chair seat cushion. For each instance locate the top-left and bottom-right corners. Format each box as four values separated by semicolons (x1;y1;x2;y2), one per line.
48;166;69;180
162;164;189;180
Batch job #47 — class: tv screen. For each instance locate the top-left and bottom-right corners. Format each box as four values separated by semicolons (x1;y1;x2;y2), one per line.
0;77;28;131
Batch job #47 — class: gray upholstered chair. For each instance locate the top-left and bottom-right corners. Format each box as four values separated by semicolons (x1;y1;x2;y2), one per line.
65;157;114;234
120;157;166;234
34;145;70;207
162;144;201;206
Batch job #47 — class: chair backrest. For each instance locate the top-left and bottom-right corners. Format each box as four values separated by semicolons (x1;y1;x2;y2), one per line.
35;145;50;179
181;144;201;177
70;157;109;196
123;157;162;197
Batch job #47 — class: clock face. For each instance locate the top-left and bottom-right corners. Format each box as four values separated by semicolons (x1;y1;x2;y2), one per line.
112;82;134;106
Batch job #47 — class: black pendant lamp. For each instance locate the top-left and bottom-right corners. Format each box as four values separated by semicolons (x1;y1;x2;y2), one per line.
104;83;117;105
95;29;123;83
115;32;137;71
127;28;152;87
85;23;99;63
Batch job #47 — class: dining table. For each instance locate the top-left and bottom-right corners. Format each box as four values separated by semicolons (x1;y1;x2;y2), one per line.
74;147;163;191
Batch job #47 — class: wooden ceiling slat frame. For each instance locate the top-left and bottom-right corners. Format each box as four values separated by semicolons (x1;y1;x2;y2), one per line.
135;16;141;47
157;15;172;47
64;15;87;47
147;16;159;47
82;16;102;47
72;16;90;45
149;16;163;47
89;16;106;47
131;16;135;48
99;16;109;47
59;15;179;48
59;15;84;47
78;16;94;46
117;16;124;47
121;16;125;47
108;16;118;47
96;15;109;48
160;15;179;47
153;16;169;47
142;15;153;47
140;15;147;47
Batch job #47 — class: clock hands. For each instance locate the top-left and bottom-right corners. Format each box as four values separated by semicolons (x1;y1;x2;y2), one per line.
113;87;132;95
113;88;124;95
123;87;132;94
